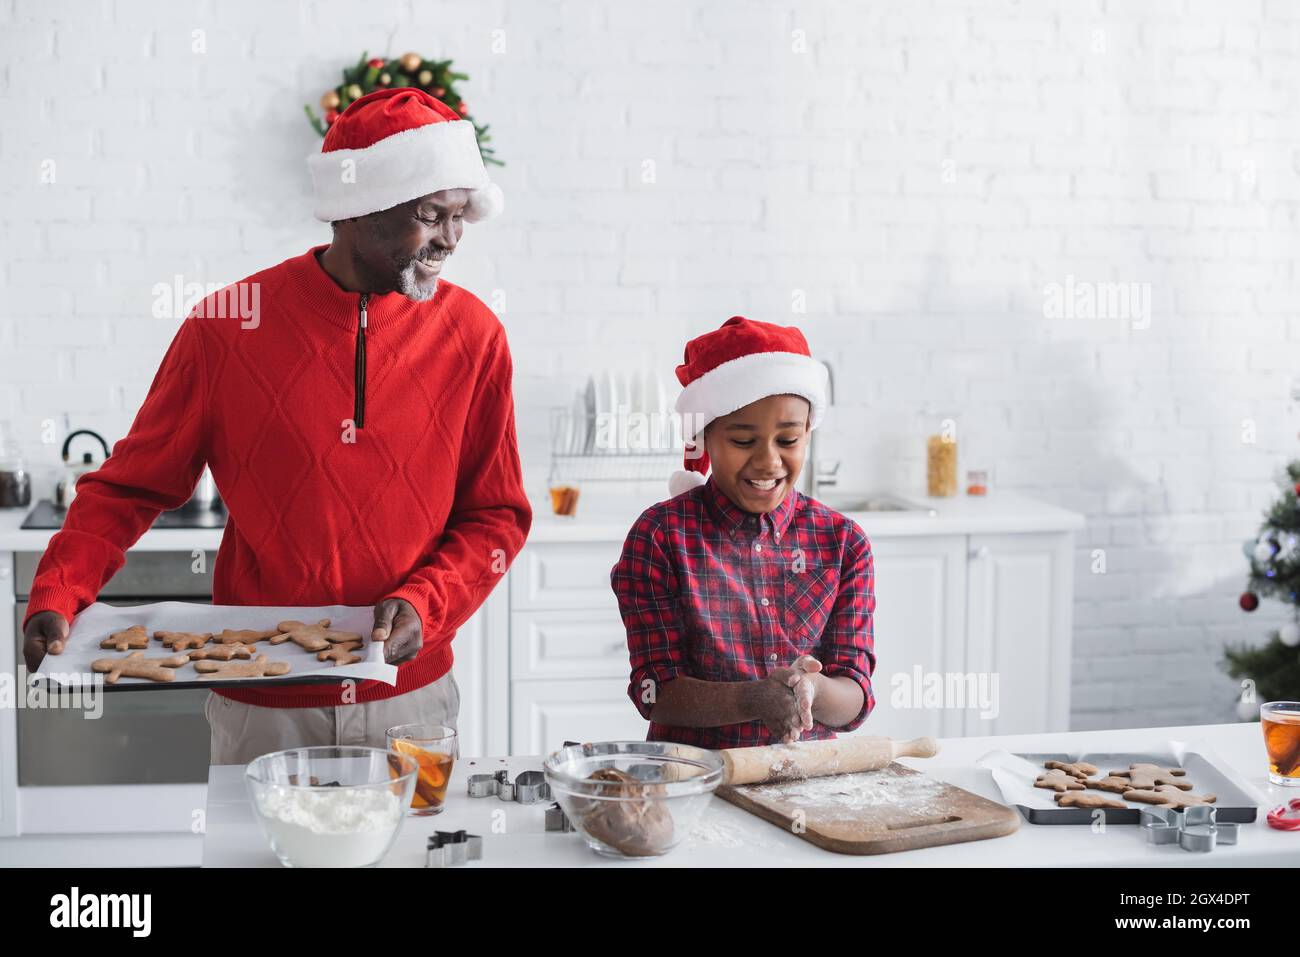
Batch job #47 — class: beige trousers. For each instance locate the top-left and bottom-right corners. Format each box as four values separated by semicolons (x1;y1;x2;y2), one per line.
205;670;461;766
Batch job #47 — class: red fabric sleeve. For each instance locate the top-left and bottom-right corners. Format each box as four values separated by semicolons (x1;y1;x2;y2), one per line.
816;523;877;731
23;317;211;629
610;511;688;720
384;325;532;645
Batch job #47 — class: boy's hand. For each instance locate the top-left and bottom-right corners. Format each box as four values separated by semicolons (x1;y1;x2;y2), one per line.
748;667;805;743
784;655;824;732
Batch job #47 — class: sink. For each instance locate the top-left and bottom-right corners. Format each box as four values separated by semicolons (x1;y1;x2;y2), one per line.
817;492;938;516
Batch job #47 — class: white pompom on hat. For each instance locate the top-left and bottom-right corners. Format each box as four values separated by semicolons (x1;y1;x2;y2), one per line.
668;316;829;497
307;87;503;223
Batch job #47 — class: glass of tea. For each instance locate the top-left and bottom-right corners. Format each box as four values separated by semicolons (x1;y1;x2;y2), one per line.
1260;702;1300;787
386;723;458;815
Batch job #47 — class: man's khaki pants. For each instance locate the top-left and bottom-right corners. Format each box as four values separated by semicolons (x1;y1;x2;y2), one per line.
205;670;461;766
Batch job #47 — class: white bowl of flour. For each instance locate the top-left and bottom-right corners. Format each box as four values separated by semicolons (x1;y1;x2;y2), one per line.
245;746;419;868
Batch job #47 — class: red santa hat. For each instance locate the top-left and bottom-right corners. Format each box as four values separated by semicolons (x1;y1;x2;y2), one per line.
669;316;829;497
307;87;503;223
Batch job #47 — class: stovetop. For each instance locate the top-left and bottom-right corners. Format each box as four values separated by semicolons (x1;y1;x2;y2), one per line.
21;498;228;530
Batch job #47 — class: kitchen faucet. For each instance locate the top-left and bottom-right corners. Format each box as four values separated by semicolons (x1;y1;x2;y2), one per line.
806;358;839;500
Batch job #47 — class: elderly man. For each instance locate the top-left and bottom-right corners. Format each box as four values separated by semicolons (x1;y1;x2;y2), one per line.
22;88;531;763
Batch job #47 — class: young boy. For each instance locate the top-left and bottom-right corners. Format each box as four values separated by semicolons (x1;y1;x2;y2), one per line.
610;316;876;749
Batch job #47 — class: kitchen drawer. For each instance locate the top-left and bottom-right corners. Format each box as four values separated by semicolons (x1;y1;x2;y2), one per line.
510;678;649;754
510;609;629;680
14;549;216;599
510;541;623;611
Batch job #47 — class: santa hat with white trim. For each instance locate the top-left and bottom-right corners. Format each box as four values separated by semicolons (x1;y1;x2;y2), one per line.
669;315;829;498
308;87;503;223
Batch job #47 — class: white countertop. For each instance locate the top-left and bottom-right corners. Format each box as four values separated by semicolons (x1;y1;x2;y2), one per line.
523;488;1085;542
1;488;1083;552
202;722;1299;867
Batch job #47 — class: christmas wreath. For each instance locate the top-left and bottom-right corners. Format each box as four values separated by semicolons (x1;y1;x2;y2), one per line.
305;51;500;166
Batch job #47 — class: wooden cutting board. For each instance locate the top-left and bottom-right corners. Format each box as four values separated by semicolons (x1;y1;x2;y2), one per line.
715;761;1019;855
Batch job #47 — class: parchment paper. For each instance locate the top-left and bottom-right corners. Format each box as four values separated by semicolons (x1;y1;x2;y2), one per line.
33;601;399;689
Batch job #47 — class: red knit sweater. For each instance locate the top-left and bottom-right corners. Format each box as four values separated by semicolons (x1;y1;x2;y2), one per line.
24;244;532;707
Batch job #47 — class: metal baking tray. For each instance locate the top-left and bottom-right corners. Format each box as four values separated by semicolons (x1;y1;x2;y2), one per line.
1015;752;1258;825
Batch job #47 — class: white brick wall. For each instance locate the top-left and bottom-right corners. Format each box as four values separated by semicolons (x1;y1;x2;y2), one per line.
1;0;1297;730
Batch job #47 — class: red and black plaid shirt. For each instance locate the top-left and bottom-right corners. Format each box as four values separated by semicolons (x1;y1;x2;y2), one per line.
610;477;876;749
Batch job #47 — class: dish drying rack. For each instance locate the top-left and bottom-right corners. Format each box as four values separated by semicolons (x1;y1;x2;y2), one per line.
548;407;681;484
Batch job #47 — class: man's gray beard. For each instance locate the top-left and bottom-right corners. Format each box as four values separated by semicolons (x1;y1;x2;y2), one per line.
397;261;439;302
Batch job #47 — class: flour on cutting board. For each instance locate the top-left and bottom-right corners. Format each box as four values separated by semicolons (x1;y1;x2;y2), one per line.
744;765;950;820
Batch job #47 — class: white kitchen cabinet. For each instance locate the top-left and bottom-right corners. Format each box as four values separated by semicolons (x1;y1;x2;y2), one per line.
964;532;1074;736
510;678;650;754
510;609;629;680
449;581;510;758
846;535;967;741
510;541;624;611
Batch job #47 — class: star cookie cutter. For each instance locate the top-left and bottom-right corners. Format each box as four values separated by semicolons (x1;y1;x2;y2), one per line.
1139;805;1239;853
425;830;483;868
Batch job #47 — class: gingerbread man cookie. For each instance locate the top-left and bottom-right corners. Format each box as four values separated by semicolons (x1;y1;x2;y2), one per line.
1123;785;1216;809
1109;763;1191;791
193;654;291;679
100;625;149;652
317;639;364;666
1056;791;1127;810
213;627;281;645
188;643;254;661
154;630;211;652
1044;760;1099;780
1088;775;1135;794
1035;769;1086;792
271;619;362;653
92;651;190;684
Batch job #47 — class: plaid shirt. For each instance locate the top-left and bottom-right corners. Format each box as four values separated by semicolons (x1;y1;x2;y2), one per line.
610;477;876;749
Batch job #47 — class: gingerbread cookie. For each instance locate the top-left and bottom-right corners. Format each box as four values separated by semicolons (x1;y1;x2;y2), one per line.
213;627;280;645
92;651;189;684
1088;775;1135;794
193;654;291;679
271;619;362;652
100;625;149;651
1056;791;1127;810
188;643;254;661
1123;785;1216;809
1044;760;1099;780
154;630;211;652
1034;769;1086;793
1109;763;1191;791
317;639;363;666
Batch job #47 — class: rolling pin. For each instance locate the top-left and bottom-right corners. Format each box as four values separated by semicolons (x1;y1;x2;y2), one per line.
718;736;939;786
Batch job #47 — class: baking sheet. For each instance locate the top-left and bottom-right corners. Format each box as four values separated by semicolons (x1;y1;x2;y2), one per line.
33;601;399;690
978;744;1259;825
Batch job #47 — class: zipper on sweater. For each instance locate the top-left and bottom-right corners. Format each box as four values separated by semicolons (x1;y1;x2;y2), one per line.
354;293;368;428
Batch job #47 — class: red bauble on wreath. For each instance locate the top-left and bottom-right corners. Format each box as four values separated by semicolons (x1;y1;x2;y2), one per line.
1239;591;1260;612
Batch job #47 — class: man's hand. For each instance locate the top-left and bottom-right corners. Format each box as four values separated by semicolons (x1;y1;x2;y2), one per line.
23;611;70;673
371;598;422;665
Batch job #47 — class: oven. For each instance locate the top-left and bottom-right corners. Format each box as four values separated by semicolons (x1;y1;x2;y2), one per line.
14;550;217;785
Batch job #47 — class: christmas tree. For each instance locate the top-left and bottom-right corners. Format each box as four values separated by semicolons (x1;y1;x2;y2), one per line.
1223;460;1300;714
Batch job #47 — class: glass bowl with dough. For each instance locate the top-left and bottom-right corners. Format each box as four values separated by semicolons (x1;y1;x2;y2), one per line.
244;746;419;868
544;741;724;859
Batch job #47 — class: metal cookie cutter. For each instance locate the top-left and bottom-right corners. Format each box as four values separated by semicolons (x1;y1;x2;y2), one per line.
467;769;509;798
466;768;551;804
545;802;574;832
1140;806;1239;853
426;830;483;868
